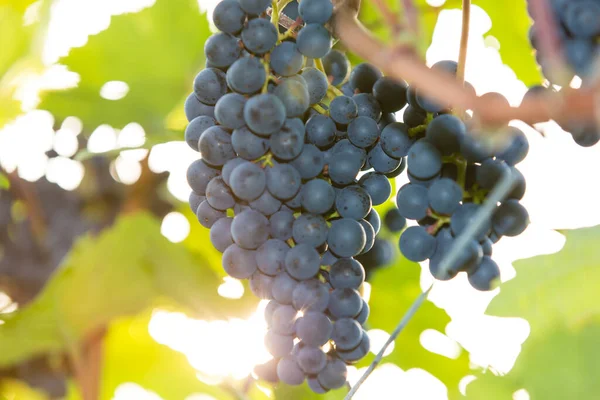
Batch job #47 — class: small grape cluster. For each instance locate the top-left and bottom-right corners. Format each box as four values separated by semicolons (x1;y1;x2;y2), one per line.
527;0;600;146
390;61;530;291
184;0;409;393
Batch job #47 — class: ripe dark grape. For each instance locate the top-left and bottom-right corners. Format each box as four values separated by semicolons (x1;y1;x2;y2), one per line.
292;214;328;247
372;76;407;112
349;63;382;93
292;279;330;312
329;258;365;289
291;144;324;179
301;67;329;105
231;126;270;160
380;122;413;158
239;0;270;15
335;185;372;220
244;94;287;136
231;209;270;249
198;126;236;167
212;0;246;34
384;209;406;233
227;57;267;94
297;24;331;59
185;116;216;151
193;68;228;105
347;116;379;148
399;226;436;262
270;42;304;76
306;114;336;148
185;92;215;121
229;162;266;201
204;33;241;68
242;17;278;55
330;96;358;125
353;93;382;121
274;77;310;118
323;50;350;86
298;0;333;24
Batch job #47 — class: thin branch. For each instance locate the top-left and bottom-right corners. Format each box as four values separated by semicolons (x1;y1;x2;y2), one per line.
330;6;597;127
344;285;433;400
456;0;470;86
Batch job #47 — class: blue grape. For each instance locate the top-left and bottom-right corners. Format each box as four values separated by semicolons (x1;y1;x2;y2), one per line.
265;162;302;200
292;279;330;312
384;208;406;233
416;91;446;113
209;217;234;253
399;226;436;262
366;208;381;235
249;271;275;299
353;93;382;121
189;191;205;214
403;105;427;127
270;209;295;240
297;24;331;59
308;376;328;394
272;272;299;304
185;92;215;121
564;38;595;76
359;220;375;254
331;139;367;164
306;114;336;149
193;68;228;105
296;311;333;346
349;63;382;93
285;189;303;209
430;234;482;278
396;183;429;220
335;185;372;220
265;300;280;326
328;153;362;185
231;209;270;249
232;126;270;160
241;17;278;55
328;288;362;319
239;0;270;14
330;96;358;125
508;167;526;200
408;170;437;187
213;0;246;33
450;203;491;241
368;143;402;173
229;162;266;201
347;116;379;148
292;214;329;247
285;244;321;280
274;76;310;118
270;42;304;76
206;176;235;210
427;178;463;215
481;237;493;256
407;139;442;179
323;50;350;86
227;56;266;94
300;179;335;215
492;199;529;237
297;346;327;374
425;114;466;155
265;330;294;357
256;239;290;276
317;357;347;390
330;258;365;289
244;94;287;136
255;359;280;383
468;256;500;291
337;333;370;363
222;244;258;279
495;127;529;165
328;219;366;258
380;122;413;158
372;76;407;113
222;158;248;186
277;356;305;386
198;125;236;166
272;305;299;336
215;94;246;130
204;33;241;68
298;0;333;24
564;1;600;38
197;200;226;228
270;118;305;160
355;299;369;325
431;60;458;74
185;116;216;150
331;318;363;350
291;144;325;179
460;133;494;163
250;191;282;215
301;67;328;105
476;158;509;190
359;172;391;206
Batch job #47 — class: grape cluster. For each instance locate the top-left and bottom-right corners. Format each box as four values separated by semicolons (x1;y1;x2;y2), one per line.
184;0;412;392
527;0;600;146
391;61;530;291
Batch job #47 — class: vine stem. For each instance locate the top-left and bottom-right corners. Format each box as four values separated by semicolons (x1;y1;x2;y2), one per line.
344;285;433;400
455;0;470;118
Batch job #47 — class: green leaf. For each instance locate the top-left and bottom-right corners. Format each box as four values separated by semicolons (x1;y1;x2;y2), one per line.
465;226;600;399
39;0;208;138
0;212;250;368
0;172;9;189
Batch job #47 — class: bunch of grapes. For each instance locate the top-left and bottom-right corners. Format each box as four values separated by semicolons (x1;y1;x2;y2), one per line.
183;0;418;392
527;0;600;146
390;61;530;291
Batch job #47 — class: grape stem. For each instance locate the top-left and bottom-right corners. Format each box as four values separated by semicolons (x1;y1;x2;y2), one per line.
328;84;344;97
345;285;433;400
270;0;280;27
407;114;433;137
260;57;272;94
312;102;329;115
455;0;470;118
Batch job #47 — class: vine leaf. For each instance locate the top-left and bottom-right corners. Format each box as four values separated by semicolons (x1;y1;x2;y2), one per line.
466;225;600;399
38;0;209;138
0;212;249;369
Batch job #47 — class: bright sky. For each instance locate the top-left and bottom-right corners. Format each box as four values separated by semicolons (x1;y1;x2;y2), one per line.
2;1;599;399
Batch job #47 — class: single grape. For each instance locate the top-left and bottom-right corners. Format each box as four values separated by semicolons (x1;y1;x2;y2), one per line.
189;191;205;214
270;210;295;240
353;93;382;121
186;159;220;195
298;0;333;24
239;0;270;15
416;91;446;113
360;220;375;253
272;272;299;304
232;126;270;160
204;33;241;68
254;358;280;383
272;304;299;335
265;330;294;358
396;183;429;220
196;200;226;228
476;158;510;190
222;244;258;279
384;208;406;233
407;139;442;180
331;318;363;350
308;377;329;394
301;67;329;105
227;57;267;95
274;76;310;118
231;209;270;249
244;94;287;136
250;191;282;215
450;203;492;241
250;271;275;299
328;153;363;186
265;163;301;201
492;199;529;237
256;239;290;276
193;68;228;105
373;76;408;113
213;0;246;33
380;122;413;158
335;185;372;220
427;178;463;215
368;143;402;174
291;144;325;179
265;300;280;326
495;127;529;165
292;213;329;247
209;217;234;253
277;356;305;386
297;24;331;59
399;226;436;262
318;357;347;390
347;116;379;148
296;346;327;374
206;176;235;210
425;114;466;155
328;288;362;319
468;256;500;291
355;299;370;325
241;17;278;55
292;279;330;312
358;172;391;206
229;162;266;201
270;118;305;160
337;333;370;363
300;179;336;215
460;133;494;163
349;63;382;93
285;244;321;280
270;42;304;76
481;237;493;256
330;96;358;125
185;116;216;151
366;208;381;235
323;50;350;86
564;1;600;38
403;105;427;127
331;139;367;164
222;158;248;186
198;126;236;167
296;311;333;346
185;92;215;121
328;218;367;258
306;114;336;148
330;258;365;289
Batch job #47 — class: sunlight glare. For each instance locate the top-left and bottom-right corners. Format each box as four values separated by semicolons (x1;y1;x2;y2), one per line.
513;388;530;400
419;329;461;359
112;383;163;400
100;81;130;100
118;122;146;148
88;124;117;153
160;212;191;243
459;375;477;396
46;157;85;190
218;277;245;299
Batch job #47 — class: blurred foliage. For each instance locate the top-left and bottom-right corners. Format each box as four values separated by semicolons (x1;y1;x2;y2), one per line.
354;0;541;85
39;0;208;139
466;226;600;399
